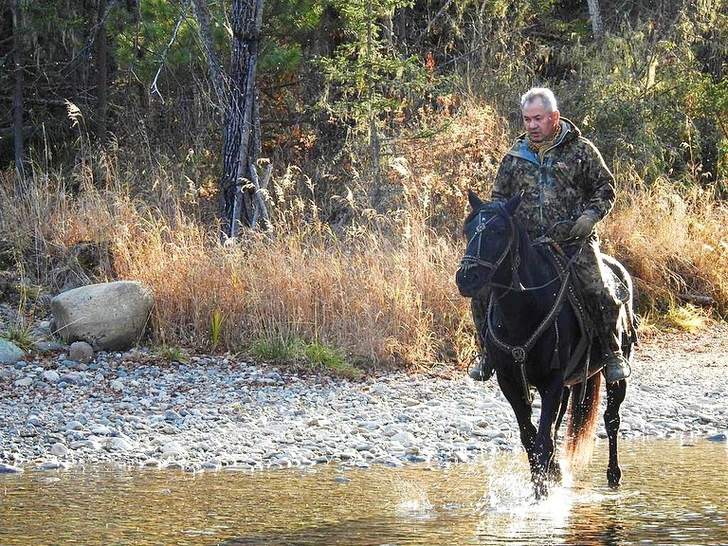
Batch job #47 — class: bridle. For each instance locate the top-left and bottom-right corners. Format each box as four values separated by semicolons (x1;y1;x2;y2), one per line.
458;202;523;292
459;204;582;294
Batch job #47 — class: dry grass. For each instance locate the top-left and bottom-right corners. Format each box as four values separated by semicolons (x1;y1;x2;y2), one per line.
112;195;473;368
1;101;727;370
602;170;728;332
0;155;474;369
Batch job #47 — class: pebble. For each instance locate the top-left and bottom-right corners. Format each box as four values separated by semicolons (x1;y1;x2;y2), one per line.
0;334;727;474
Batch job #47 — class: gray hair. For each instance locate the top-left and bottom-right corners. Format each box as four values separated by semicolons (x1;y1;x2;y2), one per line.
520;87;558;113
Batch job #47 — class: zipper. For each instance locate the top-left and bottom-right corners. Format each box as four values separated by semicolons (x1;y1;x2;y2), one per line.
538;158;547;232
536;127;567;235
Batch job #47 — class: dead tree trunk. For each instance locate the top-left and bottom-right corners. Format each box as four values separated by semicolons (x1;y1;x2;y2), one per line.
587;0;605;42
95;0;109;142
11;0;26;189
219;0;267;238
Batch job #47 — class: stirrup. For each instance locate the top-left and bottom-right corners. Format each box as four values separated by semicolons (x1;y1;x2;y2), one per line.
602;354;631;383
468;354;494;381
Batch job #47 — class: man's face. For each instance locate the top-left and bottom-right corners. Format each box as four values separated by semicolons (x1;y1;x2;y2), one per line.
522;100;559;142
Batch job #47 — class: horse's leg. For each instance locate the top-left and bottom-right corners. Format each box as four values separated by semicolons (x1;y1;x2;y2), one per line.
548;388;571;484
554;388;571;433
532;380;566;497
497;374;539;487
604;378;627;486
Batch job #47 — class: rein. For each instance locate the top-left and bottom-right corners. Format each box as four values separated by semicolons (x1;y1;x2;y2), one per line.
460;206;581;294
486;264;572;364
486;251;573;405
464;204;583;403
491;230;583;293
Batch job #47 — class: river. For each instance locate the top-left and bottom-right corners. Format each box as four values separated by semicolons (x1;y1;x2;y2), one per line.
1;438;726;545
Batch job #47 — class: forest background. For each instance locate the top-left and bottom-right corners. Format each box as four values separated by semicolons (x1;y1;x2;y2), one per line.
1;0;727;375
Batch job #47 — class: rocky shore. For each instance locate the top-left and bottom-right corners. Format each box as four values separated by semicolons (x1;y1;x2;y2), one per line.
1;323;727;475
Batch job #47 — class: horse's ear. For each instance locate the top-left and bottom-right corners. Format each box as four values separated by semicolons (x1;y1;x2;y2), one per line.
504;191;523;215
468;189;485;210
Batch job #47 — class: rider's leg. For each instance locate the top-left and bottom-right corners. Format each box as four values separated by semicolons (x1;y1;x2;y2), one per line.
574;243;631;383
598;311;632;383
469;290;494;381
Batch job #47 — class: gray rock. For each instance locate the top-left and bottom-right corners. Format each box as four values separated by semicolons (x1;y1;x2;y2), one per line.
14;376;33;387
42;370;60;382
39;461;68;470
105;437;134;451
50;281;155;351
68;341;94;363
390;431;416;446
0;338;25;364
50;443;70;457
0;463;24;473
33;341;64;353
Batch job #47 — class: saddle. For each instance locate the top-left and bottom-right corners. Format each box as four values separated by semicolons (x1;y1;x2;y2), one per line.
486;239;637;403
542;241;637;388
542;243;599;388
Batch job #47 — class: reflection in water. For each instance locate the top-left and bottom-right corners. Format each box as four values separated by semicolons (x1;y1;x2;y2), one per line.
0;439;726;545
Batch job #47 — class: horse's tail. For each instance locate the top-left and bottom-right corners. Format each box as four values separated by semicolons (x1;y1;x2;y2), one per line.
564;373;602;469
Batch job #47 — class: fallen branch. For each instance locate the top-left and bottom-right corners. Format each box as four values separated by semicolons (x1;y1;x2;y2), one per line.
677;293;715;306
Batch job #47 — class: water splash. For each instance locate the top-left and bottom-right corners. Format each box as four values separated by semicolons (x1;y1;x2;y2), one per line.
472;457;584;544
391;479;435;519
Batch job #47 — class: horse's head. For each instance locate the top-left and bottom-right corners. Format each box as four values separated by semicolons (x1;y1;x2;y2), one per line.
455;190;522;297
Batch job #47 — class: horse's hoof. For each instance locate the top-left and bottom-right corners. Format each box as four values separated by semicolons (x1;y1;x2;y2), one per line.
607;467;622;487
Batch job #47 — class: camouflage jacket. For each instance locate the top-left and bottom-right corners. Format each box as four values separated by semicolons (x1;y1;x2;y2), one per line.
492;117;616;240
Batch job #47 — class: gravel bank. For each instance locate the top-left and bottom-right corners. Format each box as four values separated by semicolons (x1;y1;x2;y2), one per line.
1;325;727;474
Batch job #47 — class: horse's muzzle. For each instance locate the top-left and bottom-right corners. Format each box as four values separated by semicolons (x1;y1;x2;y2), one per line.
455;263;488;297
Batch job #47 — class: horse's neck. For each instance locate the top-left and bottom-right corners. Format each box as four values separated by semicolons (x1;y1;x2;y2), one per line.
492;228;554;331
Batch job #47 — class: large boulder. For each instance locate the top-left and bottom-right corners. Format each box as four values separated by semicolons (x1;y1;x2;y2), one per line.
51;281;155;351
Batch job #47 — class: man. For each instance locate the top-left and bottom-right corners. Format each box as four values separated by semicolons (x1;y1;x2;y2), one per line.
469;86;631;384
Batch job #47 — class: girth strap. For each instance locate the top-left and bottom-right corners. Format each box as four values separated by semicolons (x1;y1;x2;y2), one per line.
544;246;595;403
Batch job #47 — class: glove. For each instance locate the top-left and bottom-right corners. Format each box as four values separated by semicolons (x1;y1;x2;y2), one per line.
569;211;598;239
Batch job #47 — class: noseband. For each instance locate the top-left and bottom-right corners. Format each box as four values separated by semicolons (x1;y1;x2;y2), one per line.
458;202;522;291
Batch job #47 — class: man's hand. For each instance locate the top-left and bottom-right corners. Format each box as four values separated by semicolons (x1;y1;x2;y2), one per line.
569;211;597;239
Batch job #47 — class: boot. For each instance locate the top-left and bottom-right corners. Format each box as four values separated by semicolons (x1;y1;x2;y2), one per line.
592;296;632;383
469;353;494;381
602;353;631;383
602;332;631;383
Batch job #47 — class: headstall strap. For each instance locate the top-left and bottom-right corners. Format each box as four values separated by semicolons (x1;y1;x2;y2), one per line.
460;207;512;274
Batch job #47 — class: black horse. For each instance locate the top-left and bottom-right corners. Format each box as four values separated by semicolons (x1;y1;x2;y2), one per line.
455;190;636;499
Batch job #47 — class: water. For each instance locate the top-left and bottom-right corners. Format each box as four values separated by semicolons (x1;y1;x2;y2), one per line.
1;439;726;545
